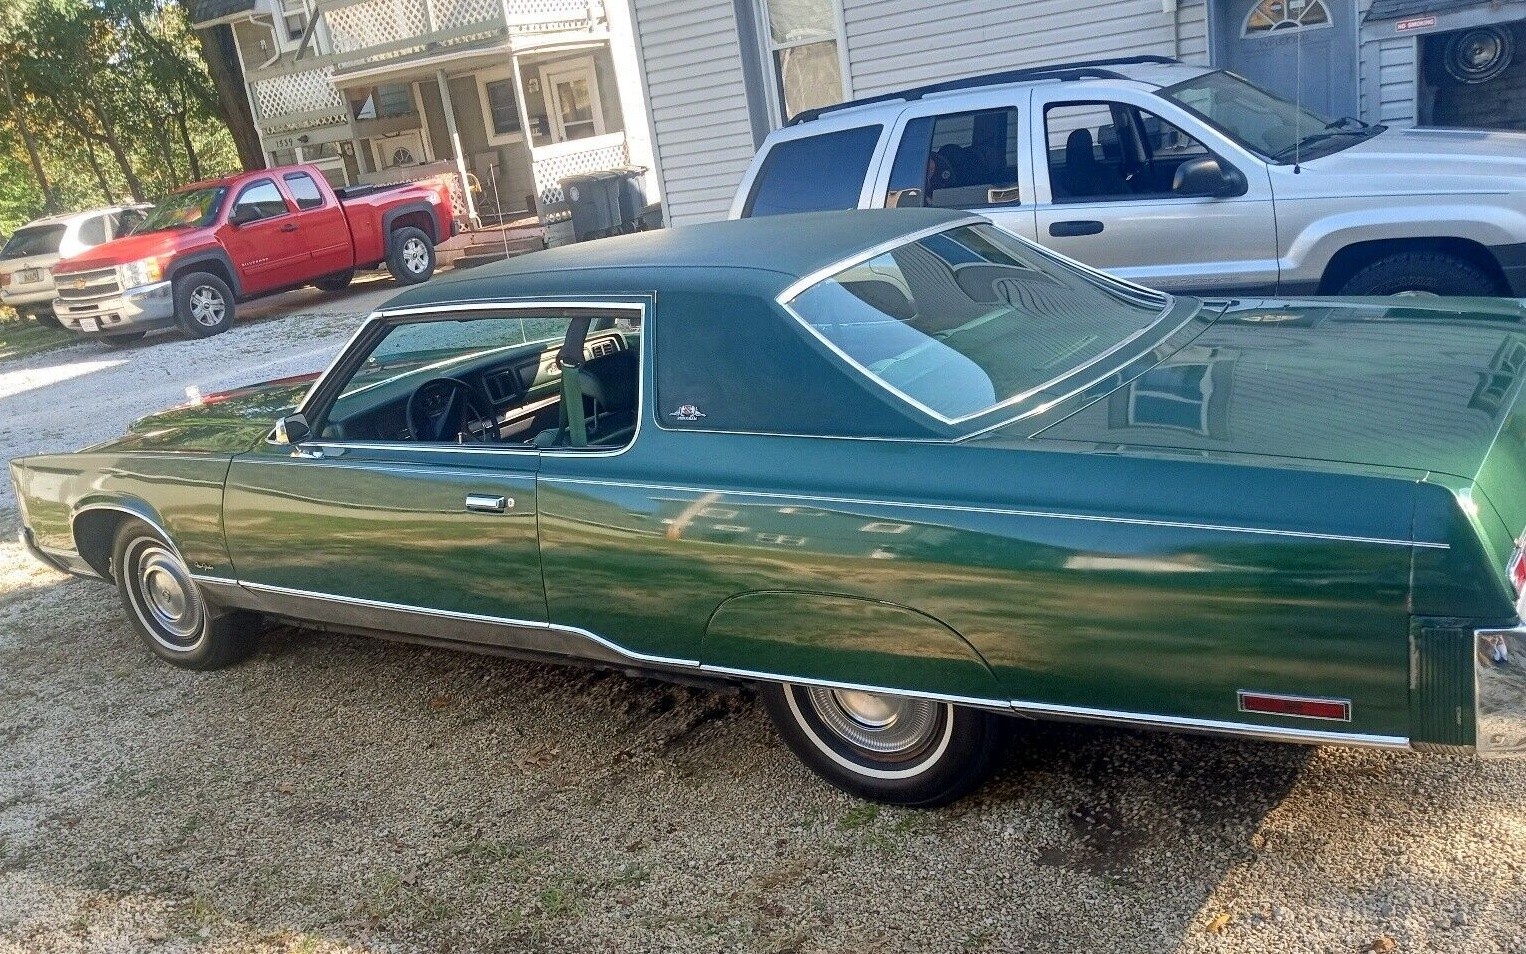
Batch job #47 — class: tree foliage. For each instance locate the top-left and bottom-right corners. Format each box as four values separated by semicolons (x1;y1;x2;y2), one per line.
0;0;241;236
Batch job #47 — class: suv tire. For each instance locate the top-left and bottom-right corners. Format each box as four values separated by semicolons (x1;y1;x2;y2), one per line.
1336;251;1498;297
173;272;236;338
387;226;435;285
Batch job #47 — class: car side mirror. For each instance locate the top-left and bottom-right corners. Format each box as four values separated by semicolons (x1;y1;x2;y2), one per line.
228;206;259;227
1172;157;1247;199
273;413;310;445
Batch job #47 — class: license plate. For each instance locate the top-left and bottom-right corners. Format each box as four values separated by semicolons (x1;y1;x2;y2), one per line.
78;318;98;333
17;268;41;284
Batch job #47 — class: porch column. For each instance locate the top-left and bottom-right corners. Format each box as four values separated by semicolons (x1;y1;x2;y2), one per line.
509;53;537;212
435;68;479;229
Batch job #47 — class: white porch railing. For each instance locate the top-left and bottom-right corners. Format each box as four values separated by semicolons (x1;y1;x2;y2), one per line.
322;0;606;70
531;133;629;208
251;64;348;133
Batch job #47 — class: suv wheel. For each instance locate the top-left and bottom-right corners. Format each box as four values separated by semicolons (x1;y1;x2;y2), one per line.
387;226;435;285
1336;251;1499;297
174;272;236;338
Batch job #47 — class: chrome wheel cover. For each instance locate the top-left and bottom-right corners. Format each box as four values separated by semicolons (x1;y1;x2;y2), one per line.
402;238;430;274
188;285;226;326
126;541;206;650
803;686;941;757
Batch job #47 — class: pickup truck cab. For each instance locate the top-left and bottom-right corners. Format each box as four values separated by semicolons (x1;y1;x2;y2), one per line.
730;56;1526;298
51;164;454;344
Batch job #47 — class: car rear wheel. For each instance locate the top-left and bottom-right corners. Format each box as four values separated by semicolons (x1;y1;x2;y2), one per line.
761;681;1008;806
112;518;258;670
387;226;435;285
173;272;235;338
1336;251;1499;297
313;269;355;292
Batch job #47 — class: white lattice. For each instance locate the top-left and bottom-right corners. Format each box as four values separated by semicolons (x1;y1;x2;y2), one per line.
532;140;629;208
253;67;346;121
434;0;500;31
327;0;429;54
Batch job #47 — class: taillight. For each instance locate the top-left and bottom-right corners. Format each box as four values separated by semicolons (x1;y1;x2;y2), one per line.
1509;539;1526;600
0;272;9;288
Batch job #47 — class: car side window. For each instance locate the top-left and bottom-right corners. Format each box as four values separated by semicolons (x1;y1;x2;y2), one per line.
742;125;882;217
283;172;326;211
78;214;108;246
313;310;643;451
884;107;1022;209
231;180;289;222
116;208;146;236
1046;101;1213;202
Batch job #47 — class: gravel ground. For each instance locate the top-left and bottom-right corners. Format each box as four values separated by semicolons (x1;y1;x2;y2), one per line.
2;280;1525;953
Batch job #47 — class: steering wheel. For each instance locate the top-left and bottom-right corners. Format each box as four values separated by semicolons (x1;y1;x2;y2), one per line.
405;376;498;443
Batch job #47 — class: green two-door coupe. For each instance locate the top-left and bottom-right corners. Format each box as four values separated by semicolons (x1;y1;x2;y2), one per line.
11;208;1526;805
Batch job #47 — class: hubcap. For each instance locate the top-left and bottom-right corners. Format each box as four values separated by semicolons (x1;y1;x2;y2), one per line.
129;542;206;649
804;686;941;756
402;238;429;274
189;285;226;326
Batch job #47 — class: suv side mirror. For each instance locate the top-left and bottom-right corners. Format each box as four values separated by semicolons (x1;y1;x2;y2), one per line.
1172;157;1247;199
228;205;259;227
273;413;310;445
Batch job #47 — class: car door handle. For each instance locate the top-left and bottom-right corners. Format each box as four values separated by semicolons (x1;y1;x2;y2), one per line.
465;493;510;513
280;223;299;233
1050;220;1104;237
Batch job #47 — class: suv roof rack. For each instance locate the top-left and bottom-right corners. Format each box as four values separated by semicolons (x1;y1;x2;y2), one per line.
786;55;1182;126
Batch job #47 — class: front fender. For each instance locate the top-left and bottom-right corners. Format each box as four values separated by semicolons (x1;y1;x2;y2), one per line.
701;590;1005;704
1281;200;1526;287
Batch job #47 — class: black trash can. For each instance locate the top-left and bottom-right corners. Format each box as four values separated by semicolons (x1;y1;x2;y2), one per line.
611;167;649;227
560;170;621;241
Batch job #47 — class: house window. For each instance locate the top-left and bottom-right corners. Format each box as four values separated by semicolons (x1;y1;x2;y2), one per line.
1242;0;1331;36
354;84;414;120
758;0;846;122
483;78;522;137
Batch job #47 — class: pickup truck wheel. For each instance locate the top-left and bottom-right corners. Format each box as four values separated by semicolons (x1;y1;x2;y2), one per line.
112;518;258;670
173;272;235;338
387;226;435;285
1336;252;1499;297
761;682;1008;806
313;269;354;292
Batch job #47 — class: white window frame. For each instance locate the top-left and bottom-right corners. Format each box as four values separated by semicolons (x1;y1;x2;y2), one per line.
753;0;852;127
476;64;527;147
538;56;605;142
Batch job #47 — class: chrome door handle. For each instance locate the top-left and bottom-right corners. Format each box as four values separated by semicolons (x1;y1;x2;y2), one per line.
465;493;510;513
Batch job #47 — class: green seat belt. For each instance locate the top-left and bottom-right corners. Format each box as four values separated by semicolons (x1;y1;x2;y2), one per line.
556;316;593;448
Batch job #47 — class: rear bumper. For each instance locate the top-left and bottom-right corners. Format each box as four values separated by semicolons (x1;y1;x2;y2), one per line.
56;280;175;336
1476;624;1526;755
1;287;56;310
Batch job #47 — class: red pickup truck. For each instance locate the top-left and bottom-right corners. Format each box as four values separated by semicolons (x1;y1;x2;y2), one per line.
50;164;455;344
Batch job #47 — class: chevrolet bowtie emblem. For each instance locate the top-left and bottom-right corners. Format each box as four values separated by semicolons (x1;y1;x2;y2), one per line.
72;278;86;289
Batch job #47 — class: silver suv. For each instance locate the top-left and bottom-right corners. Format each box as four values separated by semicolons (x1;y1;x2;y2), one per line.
729;56;1526;298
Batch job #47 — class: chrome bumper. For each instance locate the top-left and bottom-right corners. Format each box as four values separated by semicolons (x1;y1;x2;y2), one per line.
1;287;56;309
1476;625;1526;755
55;280;174;335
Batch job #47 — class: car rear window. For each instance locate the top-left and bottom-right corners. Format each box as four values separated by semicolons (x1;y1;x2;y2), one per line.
2;225;65;259
742;124;882;218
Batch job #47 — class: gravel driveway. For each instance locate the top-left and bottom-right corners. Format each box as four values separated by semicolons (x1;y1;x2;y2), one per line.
2;281;1525;954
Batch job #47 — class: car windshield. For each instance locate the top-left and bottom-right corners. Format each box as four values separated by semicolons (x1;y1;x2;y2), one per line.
136;187;227;233
785;223;1172;423
1159;70;1378;162
2;224;65;259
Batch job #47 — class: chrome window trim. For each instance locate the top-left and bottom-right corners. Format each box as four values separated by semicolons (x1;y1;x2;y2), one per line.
776;220;1179;428
541;475;1448;549
286;299;649;461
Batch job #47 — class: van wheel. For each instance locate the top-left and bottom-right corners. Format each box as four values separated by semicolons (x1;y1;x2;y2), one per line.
387;227;435;284
314;269;354;292
760;682;1008;806
112;518;258;670
173;272;235;338
1336;251;1499;297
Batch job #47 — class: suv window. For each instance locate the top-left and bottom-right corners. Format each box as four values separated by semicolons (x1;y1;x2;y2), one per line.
743;125;881;217
283;172;326;211
885;107;1022;209
1045;101;1211;202
231;180;289;222
116;208;146;236
77;215;108;246
2;224;65;258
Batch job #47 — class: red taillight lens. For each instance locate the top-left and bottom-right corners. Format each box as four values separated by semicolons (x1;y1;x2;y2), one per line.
1510;544;1526;595
0;272;9;288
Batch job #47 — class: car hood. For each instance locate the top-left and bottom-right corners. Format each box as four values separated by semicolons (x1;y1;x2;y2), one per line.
1031;296;1526;483
86;374;319;454
54;229;200;274
1290;126;1526;193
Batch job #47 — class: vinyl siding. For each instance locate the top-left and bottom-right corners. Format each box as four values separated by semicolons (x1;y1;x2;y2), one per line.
631;0;758;225
841;0;1211;98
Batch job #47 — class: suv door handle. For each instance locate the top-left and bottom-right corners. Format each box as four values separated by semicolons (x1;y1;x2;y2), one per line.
465;493;510;513
1050;220;1104;237
280;223;299;233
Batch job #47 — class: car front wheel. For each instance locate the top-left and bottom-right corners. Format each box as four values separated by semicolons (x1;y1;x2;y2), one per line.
761;681;1008;806
1336;251;1498;297
112;518;258;670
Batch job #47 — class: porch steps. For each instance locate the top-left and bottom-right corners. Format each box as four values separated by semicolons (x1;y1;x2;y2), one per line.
438;222;546;271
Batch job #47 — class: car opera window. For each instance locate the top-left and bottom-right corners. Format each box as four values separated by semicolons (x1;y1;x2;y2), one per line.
885;108;1022;209
315;309;642;449
785;224;1168;422
1045;102;1211;201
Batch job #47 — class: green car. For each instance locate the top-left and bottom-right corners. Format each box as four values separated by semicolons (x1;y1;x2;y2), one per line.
11;208;1526;805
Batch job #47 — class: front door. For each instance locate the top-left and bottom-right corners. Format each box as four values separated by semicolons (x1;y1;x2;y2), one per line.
1215;0;1359;119
216;178;305;295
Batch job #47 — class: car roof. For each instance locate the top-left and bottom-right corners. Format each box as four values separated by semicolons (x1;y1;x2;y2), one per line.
13;205;148;230
383;208;980;309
